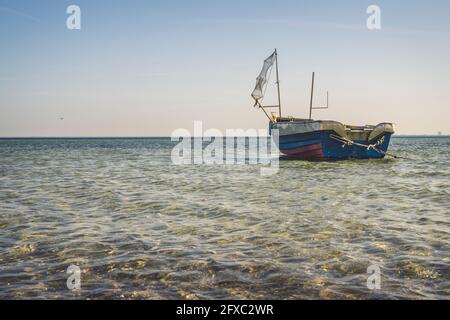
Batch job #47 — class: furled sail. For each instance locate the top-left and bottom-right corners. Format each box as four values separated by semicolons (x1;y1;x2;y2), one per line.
251;51;276;107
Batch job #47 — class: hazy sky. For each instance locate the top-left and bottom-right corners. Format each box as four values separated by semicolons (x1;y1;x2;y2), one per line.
1;0;449;136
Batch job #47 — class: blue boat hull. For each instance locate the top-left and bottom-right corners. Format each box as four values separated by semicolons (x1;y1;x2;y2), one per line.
276;130;392;160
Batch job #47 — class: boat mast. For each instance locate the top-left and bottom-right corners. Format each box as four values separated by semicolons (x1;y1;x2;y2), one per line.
309;72;329;120
309;72;315;120
275;49;282;119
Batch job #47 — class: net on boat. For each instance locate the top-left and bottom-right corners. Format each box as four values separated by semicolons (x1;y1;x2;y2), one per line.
251;51;276;107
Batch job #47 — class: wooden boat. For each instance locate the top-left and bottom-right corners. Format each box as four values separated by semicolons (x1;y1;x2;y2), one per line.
251;49;394;160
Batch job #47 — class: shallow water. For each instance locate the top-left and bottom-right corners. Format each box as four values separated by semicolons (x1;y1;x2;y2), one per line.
0;137;449;299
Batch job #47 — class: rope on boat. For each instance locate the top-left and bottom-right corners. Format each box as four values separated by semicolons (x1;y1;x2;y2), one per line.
329;134;403;159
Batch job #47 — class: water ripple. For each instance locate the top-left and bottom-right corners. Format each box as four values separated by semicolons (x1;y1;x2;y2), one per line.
0;137;449;299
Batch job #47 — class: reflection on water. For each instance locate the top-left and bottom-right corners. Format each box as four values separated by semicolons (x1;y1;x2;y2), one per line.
0;137;449;299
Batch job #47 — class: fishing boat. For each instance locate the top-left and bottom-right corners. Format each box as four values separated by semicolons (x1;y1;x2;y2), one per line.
251;49;395;160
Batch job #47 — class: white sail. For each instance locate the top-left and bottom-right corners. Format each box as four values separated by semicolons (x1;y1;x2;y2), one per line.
251;51;276;106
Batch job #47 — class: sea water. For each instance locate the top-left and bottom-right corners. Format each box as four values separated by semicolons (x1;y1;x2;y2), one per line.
0;137;448;299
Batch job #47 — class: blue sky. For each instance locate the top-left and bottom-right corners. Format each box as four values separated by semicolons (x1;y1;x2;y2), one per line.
1;0;449;136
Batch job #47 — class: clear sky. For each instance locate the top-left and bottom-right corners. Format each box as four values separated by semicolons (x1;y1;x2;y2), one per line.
1;0;449;136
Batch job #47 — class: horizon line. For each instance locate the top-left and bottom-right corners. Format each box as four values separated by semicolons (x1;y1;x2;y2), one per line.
0;135;448;139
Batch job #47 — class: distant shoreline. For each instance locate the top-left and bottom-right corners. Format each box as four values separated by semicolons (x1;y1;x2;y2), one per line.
0;135;449;139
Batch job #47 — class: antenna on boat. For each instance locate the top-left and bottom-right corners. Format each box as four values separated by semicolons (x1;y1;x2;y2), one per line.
309;72;329;120
309;72;315;120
